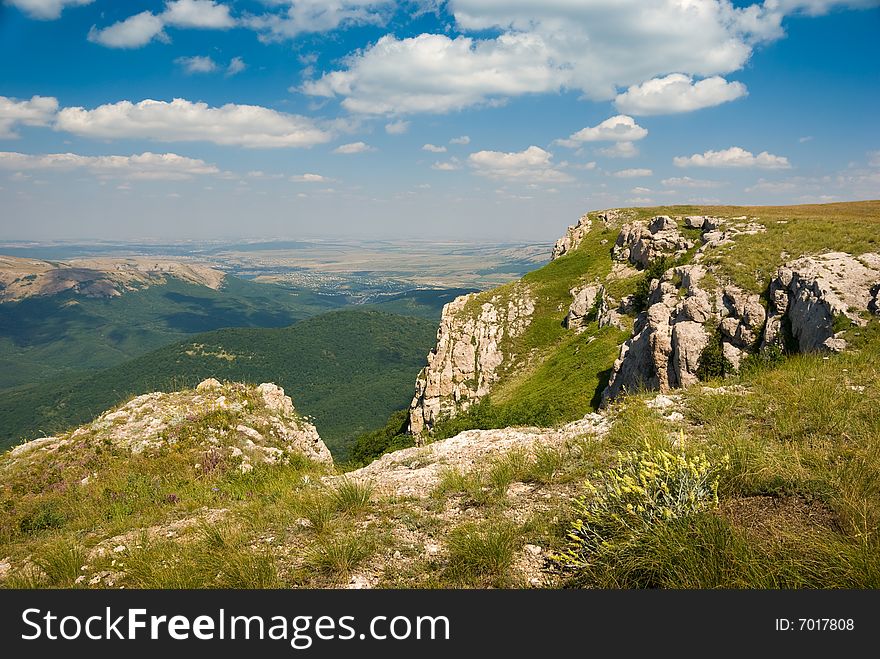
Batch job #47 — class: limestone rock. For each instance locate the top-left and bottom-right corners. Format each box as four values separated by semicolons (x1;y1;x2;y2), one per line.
552;214;592;260
564;284;601;329
551;209;621;260
603;264;744;401
613;216;693;268
4;382;333;472
763;252;880;353
196;378;222;391
408;288;535;436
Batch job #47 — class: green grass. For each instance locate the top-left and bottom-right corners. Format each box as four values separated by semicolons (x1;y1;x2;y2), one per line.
444;520;523;588
304;532;375;578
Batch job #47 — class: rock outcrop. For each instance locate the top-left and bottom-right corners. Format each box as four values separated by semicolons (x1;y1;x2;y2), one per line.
564;283;626;331
5;380;332;473
602;259;766;401
551;209;621;260
613;216;694;268
763;252;880;353
408;289;535;436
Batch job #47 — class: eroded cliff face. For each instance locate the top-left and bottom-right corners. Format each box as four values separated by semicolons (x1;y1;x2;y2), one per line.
408;288;535;436
600;216;880;402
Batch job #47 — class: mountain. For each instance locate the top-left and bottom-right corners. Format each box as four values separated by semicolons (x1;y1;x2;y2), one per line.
0;262;349;391
1;201;878;590
0;309;438;458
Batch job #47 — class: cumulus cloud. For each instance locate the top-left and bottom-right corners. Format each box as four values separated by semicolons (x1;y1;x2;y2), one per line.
244;0;392;41
163;0;235;28
384;120;410;134
175;56;217;74
468;145;572;183
88;11;168;49
613;168;653;178
88;1;235;49
6;0;92;20
422;144;447;153
432;159;461;171
303;32;566;114
615;74;747;115
333;141;374;154
0;150;219;180
55;98;332;148
303;0;848;114
674;146;791;169
0;95;59;138
598;142;639;159
290;173;328;182
226;56;246;76
557;115;647;147
450;135;470;145
661;176;723;188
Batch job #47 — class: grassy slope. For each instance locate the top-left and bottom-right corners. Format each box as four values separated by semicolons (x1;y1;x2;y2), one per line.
0;310;438;458
430;201;880;438
0;275;348;391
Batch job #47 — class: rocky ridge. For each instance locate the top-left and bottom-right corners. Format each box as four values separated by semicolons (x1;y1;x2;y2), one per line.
3;379;332;475
408;207;880;434
0;255;225;303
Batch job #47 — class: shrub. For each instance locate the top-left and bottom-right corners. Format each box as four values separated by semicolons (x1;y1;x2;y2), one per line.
556;443;728;568
696;331;734;381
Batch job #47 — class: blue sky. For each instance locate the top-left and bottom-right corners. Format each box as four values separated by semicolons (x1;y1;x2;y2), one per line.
0;0;878;241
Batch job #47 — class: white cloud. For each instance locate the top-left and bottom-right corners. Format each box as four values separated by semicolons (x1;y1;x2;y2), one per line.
304;0;847;115
290;173;328;182
175;55;217;74
0;150;219;180
226;57;247;76
385;120;410;135
6;0;92;20
598;142;639;159
432;159;461;171
674;146;791;169
769;1;880;17
799;135;814;143
245;0;392;41
614;74;747;115
468;145;572;183
333;141;374;154
867;150;880;167
88;11;167;49
661;176;723;188
56;98;332;148
88;1;235;49
303;32;566;114
422;143;447;153
163;0;235;28
450;135;470;145
0;95;59;138
613;168;653;178
631;186;652;194
559;115;647;145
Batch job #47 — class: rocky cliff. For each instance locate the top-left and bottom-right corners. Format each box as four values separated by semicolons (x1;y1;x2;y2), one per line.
408;288;535;436
407;203;880;437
